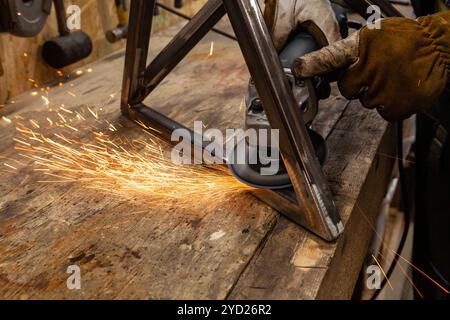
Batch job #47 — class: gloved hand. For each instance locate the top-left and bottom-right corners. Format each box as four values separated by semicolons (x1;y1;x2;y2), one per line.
292;10;450;121
263;0;342;50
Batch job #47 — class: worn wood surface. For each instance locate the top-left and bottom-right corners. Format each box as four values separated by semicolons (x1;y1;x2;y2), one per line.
0;17;395;299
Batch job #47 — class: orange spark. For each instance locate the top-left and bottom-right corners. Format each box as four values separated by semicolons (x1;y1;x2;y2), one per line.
30;119;40;128
394;254;449;295
371;254;393;290
41;95;50;107
10;106;250;202
57;112;67;123
2;116;12;123
379;251;424;299
87;107;98;119
4;163;17;170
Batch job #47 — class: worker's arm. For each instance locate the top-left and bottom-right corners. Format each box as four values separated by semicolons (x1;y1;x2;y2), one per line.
292;10;450;121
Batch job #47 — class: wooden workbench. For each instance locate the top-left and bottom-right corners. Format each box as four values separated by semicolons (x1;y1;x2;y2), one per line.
0;18;396;300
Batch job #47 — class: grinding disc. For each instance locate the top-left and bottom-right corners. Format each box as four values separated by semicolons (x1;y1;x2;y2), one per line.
228;129;328;189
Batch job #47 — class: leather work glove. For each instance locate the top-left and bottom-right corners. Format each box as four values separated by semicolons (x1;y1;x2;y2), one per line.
263;0;342;50
292;10;450;121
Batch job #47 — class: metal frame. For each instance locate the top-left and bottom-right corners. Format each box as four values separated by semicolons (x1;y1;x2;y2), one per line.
121;0;401;241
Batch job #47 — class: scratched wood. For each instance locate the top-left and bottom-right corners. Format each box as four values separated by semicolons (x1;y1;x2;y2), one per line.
0;16;395;299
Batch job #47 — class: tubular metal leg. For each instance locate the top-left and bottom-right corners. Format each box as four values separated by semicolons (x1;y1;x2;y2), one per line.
223;0;342;240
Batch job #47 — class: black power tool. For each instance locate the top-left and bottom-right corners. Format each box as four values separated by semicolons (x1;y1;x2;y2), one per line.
228;31;330;189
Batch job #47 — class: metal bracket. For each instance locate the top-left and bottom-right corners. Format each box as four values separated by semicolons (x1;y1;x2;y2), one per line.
120;0;400;241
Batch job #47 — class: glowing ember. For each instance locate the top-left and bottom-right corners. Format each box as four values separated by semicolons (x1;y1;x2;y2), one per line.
208;41;214;57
